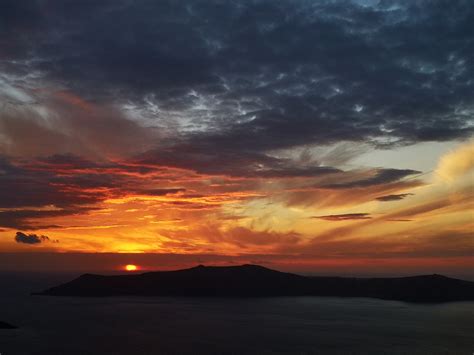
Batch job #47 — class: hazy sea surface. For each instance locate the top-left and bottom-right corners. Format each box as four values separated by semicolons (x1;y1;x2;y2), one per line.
0;272;473;355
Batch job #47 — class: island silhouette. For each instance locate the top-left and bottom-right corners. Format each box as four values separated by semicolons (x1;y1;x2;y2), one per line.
35;264;474;303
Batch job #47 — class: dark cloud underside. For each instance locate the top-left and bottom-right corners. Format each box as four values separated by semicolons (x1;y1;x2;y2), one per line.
1;0;473;157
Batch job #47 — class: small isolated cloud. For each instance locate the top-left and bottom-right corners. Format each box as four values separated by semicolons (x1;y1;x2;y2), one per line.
312;213;372;221
376;193;414;202
14;231;57;244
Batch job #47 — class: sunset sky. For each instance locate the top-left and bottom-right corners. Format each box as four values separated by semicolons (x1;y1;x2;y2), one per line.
0;0;472;277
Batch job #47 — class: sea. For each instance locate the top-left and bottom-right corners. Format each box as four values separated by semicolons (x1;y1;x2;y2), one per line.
0;272;473;355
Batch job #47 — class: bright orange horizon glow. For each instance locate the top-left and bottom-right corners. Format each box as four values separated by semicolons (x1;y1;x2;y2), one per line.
124;264;138;271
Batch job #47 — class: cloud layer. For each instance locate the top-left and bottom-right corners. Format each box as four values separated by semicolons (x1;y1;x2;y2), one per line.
1;0;473;158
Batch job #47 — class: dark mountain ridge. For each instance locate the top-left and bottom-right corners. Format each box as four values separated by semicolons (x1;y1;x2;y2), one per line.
35;264;474;303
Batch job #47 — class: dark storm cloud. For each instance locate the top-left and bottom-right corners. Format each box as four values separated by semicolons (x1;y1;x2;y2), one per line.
1;0;473;155
312;213;372;221
376;193;414;201
14;231;54;244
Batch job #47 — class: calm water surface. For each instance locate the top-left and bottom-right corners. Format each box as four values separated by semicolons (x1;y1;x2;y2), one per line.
0;272;473;355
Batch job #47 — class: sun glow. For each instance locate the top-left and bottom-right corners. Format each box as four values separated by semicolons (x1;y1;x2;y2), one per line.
125;264;138;271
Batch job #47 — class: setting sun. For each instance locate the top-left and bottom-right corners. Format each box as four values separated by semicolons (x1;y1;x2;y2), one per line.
125;264;138;272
